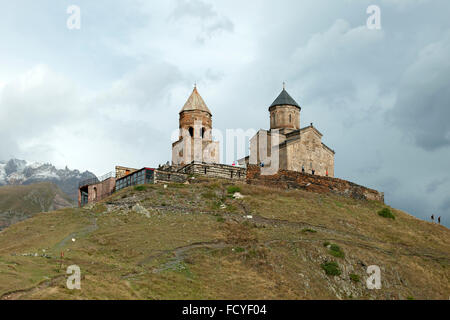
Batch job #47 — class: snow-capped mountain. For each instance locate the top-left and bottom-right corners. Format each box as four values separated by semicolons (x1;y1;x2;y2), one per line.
0;159;96;200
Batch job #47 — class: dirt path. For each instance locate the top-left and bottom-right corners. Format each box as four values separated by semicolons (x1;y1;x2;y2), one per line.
0;275;65;300
1;217;98;300
54;217;98;251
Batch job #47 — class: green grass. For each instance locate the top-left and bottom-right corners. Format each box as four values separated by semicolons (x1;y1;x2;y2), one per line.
321;261;341;276
349;274;360;283
0;179;448;300
227;186;241;194
134;185;147;192
328;244;345;258
301;228;317;233
378;207;395;220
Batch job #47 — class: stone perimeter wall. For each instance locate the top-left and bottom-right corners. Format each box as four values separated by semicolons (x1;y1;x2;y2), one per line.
246;165;384;202
179;162;247;180
154;170;188;184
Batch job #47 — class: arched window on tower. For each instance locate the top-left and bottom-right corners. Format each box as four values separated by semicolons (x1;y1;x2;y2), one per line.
188;127;194;137
289;114;292;123
201;127;205;138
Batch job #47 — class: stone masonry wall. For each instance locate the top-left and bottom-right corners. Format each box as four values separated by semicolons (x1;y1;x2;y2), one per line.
246;165;384;202
154;170;188;184
179;162;247;181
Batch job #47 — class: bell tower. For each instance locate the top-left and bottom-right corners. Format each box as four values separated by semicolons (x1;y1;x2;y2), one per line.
178;85;213;141
172;86;219;166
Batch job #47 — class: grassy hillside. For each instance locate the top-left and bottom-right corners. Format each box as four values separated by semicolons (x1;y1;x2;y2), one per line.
0;183;74;230
0;178;448;300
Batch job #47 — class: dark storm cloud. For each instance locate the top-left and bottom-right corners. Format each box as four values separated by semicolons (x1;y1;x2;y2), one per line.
390;32;450;151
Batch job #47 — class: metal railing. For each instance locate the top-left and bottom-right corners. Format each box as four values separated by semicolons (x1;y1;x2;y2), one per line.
78;171;115;188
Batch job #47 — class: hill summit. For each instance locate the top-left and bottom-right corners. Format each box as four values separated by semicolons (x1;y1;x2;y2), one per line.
0;178;448;300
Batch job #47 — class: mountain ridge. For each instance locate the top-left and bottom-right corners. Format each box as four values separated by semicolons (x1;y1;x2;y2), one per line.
0;158;96;200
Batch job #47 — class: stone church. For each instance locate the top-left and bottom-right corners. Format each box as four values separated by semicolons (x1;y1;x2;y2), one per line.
172;84;335;177
247;86;335;177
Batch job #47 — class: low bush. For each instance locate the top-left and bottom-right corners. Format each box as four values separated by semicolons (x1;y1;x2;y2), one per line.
227;186;241;194
378;207;395;220
321;261;341;276
329;244;345;258
349;274;360;283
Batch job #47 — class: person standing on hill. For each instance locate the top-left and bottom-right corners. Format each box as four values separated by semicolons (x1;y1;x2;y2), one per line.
431;214;435;223
312;169;315;175
438;216;441;224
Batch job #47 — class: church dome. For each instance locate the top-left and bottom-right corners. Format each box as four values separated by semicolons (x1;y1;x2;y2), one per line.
270;88;300;109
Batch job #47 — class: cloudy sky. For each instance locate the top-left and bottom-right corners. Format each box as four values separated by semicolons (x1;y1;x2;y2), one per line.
0;0;449;226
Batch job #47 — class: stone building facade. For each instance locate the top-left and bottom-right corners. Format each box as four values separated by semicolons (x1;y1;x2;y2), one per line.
247;87;335;177
172;86;220;166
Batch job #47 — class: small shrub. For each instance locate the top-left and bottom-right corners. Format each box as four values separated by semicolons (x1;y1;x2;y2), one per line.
134;185;146;191
302;228;317;233
323;241;331;247
217;217;225;223
378;207;395;220
349;274;360;283
329;244;345;258
234;247;245;253
227;186;241;194
321;261;341;276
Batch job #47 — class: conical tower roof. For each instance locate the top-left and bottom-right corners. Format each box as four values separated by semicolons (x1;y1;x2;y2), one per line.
270;88;300;109
180;86;211;114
